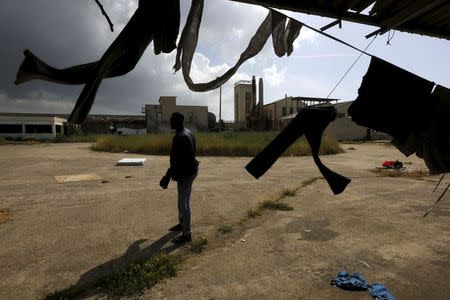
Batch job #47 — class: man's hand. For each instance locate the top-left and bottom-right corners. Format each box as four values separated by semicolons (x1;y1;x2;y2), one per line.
159;175;170;189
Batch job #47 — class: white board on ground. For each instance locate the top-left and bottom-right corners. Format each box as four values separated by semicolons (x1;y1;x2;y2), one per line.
116;158;147;166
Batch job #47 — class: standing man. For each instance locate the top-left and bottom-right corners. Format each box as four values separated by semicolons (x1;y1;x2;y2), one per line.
160;112;199;244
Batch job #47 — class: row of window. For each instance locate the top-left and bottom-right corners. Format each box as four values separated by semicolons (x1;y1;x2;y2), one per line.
0;124;54;134
281;106;301;117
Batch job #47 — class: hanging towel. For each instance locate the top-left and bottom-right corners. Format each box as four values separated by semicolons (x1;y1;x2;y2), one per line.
15;1;181;124
245;106;351;195
174;2;302;92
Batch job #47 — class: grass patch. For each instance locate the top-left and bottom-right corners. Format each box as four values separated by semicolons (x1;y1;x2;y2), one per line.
247;208;262;219
258;200;293;211
44;253;182;299
281;188;296;197
188;238;208;254
217;224;233;234
92;132;343;157
301;177;320;187
104;253;182;298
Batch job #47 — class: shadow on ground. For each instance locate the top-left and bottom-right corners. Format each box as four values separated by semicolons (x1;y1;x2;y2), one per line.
47;231;182;299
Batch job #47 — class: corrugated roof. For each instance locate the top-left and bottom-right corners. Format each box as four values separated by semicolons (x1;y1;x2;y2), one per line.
231;0;450;40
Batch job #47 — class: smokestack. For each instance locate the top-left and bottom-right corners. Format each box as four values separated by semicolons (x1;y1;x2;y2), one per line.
258;78;264;105
252;76;257;107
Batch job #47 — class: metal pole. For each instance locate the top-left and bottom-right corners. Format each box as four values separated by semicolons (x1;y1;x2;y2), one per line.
219;84;222;132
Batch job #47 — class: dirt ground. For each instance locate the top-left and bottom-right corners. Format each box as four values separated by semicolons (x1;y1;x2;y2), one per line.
0;142;449;299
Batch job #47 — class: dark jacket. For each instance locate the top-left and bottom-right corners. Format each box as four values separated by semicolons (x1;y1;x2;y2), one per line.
166;128;199;180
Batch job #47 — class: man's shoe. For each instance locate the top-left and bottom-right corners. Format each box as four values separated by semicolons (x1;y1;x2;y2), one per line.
171;234;192;244
169;224;182;231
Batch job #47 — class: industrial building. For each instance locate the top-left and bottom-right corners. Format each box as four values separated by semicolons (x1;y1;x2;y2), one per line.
0;113;66;139
234;76;265;130
145;96;209;132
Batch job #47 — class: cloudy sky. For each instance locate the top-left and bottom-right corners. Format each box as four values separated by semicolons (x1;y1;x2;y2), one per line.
1;0;450;120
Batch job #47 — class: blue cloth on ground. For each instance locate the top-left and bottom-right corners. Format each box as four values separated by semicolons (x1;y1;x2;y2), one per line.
330;271;369;290
368;283;396;300
331;272;396;300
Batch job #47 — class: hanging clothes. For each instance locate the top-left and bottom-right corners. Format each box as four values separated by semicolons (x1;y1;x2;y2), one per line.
15;0;181;124
415;85;450;173
245;106;351;195
348;57;450;174
174;2;302;92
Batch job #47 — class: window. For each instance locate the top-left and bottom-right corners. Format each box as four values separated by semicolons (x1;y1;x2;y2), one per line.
157;112;162;123
290;107;293;114
56;125;63;134
0;124;22;134
25;124;52;134
282;107;286;116
245;92;252;117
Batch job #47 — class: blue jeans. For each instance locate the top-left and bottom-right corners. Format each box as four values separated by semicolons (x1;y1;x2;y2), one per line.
177;172;197;235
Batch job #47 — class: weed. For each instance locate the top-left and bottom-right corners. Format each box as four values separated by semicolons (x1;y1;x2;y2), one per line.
92;132;343;157
217;225;233;234
259;200;293;211
281;189;296;197
188;238;208;254
301;177;320;187
44;253;182;299
247;208;261;219
104;253;183;297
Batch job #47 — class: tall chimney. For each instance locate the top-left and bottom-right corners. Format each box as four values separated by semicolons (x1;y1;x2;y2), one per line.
258;78;264;106
251;76;257;107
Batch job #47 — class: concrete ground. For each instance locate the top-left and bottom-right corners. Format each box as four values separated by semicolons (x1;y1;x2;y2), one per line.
0;142;449;299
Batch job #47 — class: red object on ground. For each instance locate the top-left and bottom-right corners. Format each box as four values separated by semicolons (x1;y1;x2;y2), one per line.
382;161;395;168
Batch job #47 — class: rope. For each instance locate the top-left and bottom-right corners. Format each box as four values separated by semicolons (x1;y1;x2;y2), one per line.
326;34;378;99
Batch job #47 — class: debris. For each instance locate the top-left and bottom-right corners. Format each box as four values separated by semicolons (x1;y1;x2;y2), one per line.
125;176;132;179
382;160;403;170
55;174;102;183
0;209;12;224
304;229;312;233
360;260;374;270
240;239;245;242
101;180;110;184
116;158;146;166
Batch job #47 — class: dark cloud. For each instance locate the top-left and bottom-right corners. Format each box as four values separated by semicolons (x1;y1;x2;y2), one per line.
0;0;264;119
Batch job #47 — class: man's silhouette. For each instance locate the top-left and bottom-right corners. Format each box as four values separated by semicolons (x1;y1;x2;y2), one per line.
160;112;199;244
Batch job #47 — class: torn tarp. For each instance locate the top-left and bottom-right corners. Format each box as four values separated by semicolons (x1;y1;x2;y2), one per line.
15;0;181;124
245;106;351;195
348;57;450;174
174;1;302;92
